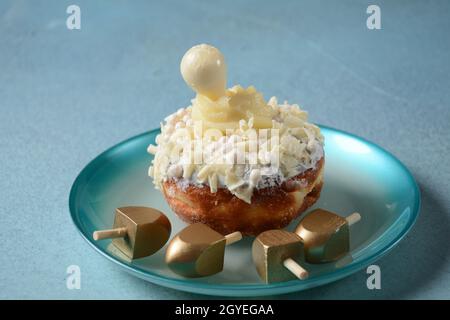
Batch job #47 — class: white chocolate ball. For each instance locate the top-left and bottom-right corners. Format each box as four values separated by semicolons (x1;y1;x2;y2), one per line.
180;44;227;100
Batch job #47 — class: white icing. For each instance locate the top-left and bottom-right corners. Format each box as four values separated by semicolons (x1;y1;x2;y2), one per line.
148;97;324;203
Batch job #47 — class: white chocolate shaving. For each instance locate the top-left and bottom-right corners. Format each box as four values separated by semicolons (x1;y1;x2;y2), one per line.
148;87;324;203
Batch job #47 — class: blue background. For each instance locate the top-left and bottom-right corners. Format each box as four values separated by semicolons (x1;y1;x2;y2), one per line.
0;0;449;299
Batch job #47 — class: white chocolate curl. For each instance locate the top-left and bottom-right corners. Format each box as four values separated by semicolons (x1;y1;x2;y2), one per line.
180;44;227;100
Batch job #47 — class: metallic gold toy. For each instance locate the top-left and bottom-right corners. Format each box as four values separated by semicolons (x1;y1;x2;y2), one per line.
165;223;242;277
252;230;309;283
93;206;171;259
294;209;361;263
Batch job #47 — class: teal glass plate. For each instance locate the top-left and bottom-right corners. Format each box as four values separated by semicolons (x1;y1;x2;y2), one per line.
69;125;420;296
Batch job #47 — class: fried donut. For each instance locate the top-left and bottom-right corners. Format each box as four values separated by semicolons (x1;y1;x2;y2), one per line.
161;158;324;236
149;44;326;237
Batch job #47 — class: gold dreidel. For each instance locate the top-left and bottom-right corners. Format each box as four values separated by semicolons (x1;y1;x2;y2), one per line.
294;209;361;263
165;223;242;277
252;230;309;283
93;206;171;259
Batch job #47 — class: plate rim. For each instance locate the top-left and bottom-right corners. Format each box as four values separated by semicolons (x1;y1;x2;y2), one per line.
69;125;421;296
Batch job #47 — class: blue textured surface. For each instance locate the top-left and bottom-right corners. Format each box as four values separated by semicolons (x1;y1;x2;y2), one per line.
0;0;449;299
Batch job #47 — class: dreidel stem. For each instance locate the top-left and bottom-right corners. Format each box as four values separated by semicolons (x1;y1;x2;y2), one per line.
93;227;128;241
224;231;243;245
283;258;309;280
345;212;361;226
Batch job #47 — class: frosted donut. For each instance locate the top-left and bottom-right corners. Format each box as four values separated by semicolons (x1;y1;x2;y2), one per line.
148;44;325;236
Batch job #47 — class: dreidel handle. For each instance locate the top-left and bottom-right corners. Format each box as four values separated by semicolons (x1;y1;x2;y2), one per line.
93;227;128;241
345;212;361;227
283;258;309;280
224;231;243;245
